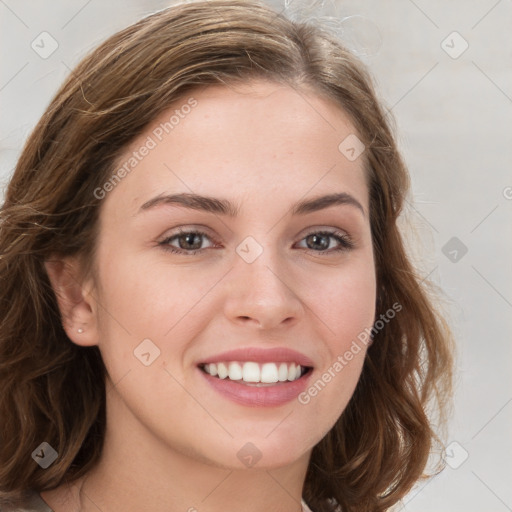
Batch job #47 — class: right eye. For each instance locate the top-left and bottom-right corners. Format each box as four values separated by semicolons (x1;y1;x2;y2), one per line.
158;228;219;255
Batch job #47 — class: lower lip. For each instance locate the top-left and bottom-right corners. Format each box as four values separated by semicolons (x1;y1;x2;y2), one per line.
198;367;313;407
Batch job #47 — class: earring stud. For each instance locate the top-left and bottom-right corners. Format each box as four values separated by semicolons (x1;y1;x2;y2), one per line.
77;328;84;333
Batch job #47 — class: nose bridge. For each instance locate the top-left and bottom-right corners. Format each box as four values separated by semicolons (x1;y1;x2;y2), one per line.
224;237;303;328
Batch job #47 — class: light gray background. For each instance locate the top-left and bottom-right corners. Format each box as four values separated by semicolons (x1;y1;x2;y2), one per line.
1;1;511;511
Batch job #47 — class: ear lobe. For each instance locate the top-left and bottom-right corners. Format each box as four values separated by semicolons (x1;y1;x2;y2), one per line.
44;257;99;347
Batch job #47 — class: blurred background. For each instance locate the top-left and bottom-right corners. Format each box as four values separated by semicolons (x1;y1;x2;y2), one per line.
1;1;511;510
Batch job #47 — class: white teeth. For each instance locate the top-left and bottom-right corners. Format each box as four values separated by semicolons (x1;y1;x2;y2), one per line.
202;361;306;383
287;363;296;381
228;362;242;381
242;362;260;382
217;362;228;379
204;363;217;377
260;363;279;383
278;363;288;382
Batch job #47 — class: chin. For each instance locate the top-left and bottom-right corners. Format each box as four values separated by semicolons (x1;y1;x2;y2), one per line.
225;431;316;470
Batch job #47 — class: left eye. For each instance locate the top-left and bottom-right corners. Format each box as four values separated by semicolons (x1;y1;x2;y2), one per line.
296;231;353;252
158;229;353;255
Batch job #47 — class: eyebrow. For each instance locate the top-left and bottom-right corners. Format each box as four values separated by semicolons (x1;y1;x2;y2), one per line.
138;192;365;218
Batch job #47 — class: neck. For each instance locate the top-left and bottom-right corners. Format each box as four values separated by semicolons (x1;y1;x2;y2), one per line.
78;460;308;512
76;441;309;512
65;387;311;512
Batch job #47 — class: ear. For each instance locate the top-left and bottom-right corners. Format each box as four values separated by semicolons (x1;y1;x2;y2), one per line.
44;256;100;347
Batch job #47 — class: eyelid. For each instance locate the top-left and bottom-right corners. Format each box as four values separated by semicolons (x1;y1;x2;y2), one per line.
158;224;217;242
158;226;219;248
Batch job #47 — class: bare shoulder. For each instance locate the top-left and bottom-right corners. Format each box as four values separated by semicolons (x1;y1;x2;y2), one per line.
39;483;80;512
0;490;53;512
0;482;81;512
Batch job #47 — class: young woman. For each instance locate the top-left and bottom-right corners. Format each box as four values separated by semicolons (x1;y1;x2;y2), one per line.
0;1;453;511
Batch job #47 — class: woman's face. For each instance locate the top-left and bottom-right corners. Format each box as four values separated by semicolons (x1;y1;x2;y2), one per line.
86;80;376;469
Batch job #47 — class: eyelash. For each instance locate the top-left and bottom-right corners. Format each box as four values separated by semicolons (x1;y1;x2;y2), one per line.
158;228;354;256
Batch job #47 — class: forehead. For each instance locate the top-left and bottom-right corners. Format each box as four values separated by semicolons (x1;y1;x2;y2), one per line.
103;80;369;218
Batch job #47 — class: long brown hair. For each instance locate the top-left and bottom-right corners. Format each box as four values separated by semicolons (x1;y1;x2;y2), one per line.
0;1;453;510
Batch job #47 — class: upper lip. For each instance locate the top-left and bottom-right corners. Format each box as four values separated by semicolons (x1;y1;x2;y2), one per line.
198;347;314;367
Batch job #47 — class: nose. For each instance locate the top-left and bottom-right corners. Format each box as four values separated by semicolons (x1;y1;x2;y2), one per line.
223;251;305;330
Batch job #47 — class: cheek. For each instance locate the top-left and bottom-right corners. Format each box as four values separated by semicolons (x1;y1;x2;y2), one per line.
93;253;216;371
96;252;185;330
314;257;377;353
298;260;375;427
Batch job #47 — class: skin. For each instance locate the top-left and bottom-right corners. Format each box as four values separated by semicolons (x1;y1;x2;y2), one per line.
43;80;376;512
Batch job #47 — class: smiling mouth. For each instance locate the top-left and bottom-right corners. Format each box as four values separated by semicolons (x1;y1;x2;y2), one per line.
198;361;312;386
